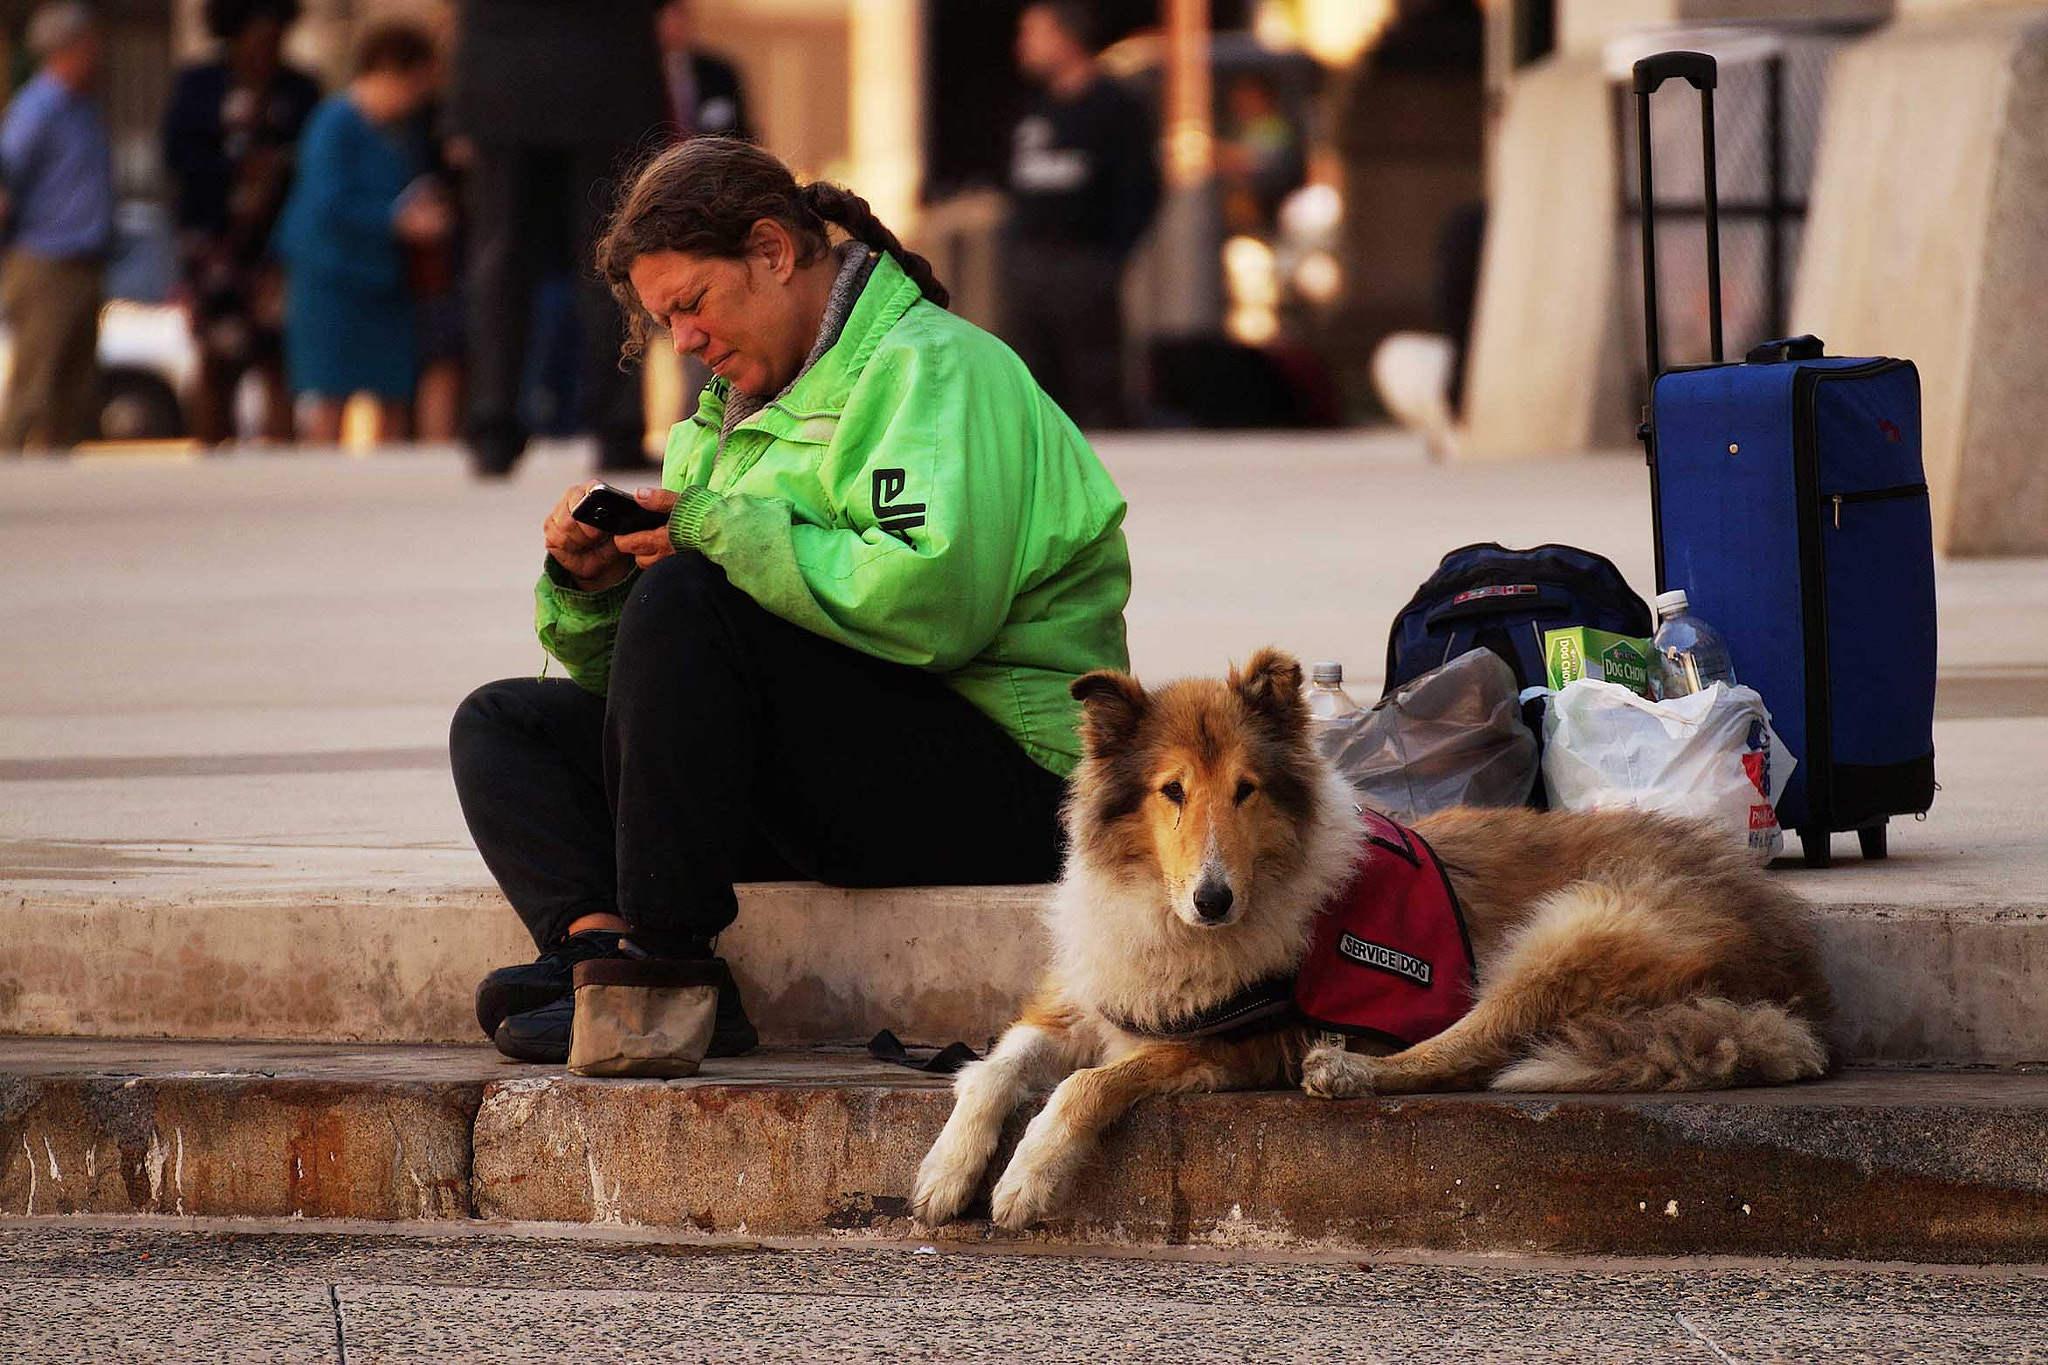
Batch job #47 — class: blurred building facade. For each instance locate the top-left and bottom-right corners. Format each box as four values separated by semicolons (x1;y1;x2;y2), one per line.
11;0;2042;553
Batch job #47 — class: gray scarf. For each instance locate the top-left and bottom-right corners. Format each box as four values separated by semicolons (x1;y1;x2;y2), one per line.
719;243;878;450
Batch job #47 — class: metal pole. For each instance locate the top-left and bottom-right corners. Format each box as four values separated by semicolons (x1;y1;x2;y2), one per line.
1636;91;1661;387
1701;86;1724;363
1765;54;1786;340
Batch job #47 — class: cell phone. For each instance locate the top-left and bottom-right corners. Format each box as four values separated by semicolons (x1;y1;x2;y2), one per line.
571;483;670;536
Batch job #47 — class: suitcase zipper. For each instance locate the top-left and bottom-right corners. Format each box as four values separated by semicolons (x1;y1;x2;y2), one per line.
1829;481;1930;528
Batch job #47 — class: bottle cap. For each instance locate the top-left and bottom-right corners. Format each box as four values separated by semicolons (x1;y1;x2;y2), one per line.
1310;660;1344;684
1654;589;1690;618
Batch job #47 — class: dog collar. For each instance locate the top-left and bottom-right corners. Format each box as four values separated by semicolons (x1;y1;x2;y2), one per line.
1099;973;1299;1041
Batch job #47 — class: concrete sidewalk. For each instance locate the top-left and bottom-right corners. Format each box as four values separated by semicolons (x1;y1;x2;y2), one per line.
3;435;2044;907
2;437;2046;1064
4;1225;2043;1363
3;1038;2047;1264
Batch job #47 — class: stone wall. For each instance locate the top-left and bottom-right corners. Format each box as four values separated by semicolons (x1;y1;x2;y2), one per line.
1793;4;2048;554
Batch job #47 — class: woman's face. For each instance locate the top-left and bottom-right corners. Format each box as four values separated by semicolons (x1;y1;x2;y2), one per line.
630;226;816;398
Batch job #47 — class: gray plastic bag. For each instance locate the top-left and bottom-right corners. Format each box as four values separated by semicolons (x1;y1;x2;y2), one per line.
1315;649;1538;823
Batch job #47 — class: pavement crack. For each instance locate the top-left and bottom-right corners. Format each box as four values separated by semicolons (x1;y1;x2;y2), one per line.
328;1282;348;1364
1675;1311;1739;1363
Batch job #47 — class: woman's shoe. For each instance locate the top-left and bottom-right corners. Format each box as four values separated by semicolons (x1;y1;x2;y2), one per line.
475;929;627;1040
493;994;573;1063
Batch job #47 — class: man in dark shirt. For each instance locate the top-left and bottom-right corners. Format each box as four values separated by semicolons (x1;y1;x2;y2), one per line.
1001;1;1160;429
656;0;751;143
444;0;668;477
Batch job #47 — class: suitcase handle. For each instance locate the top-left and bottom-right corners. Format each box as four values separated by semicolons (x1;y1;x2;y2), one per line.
1633;52;1718;94
1633;50;1724;390
1746;334;1826;364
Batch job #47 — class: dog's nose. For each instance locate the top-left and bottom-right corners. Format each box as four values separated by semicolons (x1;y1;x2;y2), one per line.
1192;879;1235;923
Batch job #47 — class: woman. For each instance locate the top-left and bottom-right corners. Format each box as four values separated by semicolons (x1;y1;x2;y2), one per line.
160;0;322;444
450;138;1133;1064
271;23;449;444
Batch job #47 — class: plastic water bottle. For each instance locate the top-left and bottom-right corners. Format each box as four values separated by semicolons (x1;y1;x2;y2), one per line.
1305;661;1362;722
1652;590;1738;698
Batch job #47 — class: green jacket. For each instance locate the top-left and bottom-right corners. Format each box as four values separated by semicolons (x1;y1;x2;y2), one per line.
535;251;1132;776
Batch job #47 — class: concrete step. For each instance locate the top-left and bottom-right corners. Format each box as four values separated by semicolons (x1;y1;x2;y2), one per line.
6;882;2047;1066
4;1040;2046;1263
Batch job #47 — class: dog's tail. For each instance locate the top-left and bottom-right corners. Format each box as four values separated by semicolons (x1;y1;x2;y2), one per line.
1490;997;1829;1092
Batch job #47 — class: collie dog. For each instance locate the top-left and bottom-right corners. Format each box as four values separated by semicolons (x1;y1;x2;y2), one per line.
912;649;1832;1230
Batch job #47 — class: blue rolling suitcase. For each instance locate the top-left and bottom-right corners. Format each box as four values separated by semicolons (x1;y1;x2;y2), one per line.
1633;52;1937;869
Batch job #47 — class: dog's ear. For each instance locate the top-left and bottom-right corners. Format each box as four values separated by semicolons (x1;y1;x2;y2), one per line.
1071;670;1148;755
1230;648;1306;732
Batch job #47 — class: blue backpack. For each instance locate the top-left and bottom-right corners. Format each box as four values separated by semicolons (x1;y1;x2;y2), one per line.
1383;543;1653;697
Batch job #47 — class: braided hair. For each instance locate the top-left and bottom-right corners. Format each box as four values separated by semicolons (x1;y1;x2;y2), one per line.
596;137;949;367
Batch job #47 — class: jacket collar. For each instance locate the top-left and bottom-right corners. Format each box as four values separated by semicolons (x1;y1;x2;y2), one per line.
691;250;925;445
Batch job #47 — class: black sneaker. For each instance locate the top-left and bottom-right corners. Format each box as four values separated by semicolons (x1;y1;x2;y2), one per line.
490;956;760;1065
494;993;573;1063
475;929;626;1041
705;957;761;1057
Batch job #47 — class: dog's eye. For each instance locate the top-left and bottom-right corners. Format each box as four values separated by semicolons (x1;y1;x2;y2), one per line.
1160;781;1185;805
1234;780;1257;805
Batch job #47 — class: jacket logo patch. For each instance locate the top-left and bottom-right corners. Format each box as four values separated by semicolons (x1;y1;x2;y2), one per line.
1337;932;1432;987
872;469;927;543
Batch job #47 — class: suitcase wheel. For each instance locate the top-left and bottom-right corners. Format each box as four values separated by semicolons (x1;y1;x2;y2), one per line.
1858;824;1889;861
1798;829;1833;869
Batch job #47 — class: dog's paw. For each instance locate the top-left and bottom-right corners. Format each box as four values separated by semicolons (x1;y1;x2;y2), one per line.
986;1115;1075;1230
988;1156;1061;1231
910;1141;982;1228
1302;1043;1376;1100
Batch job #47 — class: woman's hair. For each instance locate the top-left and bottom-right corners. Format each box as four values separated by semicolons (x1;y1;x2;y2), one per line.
203;0;302;41
595;137;949;367
352;22;434;77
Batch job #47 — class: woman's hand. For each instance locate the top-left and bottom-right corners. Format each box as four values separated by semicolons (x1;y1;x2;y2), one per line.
544;481;633;592
613;487;680;570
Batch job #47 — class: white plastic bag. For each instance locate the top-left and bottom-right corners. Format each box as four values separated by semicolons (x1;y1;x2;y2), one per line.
1541;679;1795;858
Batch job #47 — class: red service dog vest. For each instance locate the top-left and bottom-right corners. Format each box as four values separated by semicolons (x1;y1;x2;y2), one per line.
1293;810;1477;1047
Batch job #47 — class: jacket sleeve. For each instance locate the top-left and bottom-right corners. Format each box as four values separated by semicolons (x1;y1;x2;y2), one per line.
534;559;638;695
667;339;1034;673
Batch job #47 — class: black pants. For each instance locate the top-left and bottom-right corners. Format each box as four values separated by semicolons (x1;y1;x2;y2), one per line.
449;555;1069;956
1000;240;1127;430
463;144;645;474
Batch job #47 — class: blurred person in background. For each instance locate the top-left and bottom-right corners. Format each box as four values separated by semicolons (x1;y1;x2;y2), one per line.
1001;0;1159;430
161;0;320;446
0;3;112;452
655;0;752;420
445;0;667;479
657;0;751;144
401;4;465;444
1218;71;1304;236
272;23;449;444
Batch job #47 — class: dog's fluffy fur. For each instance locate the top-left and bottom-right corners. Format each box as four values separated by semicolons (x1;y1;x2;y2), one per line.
911;649;1834;1231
